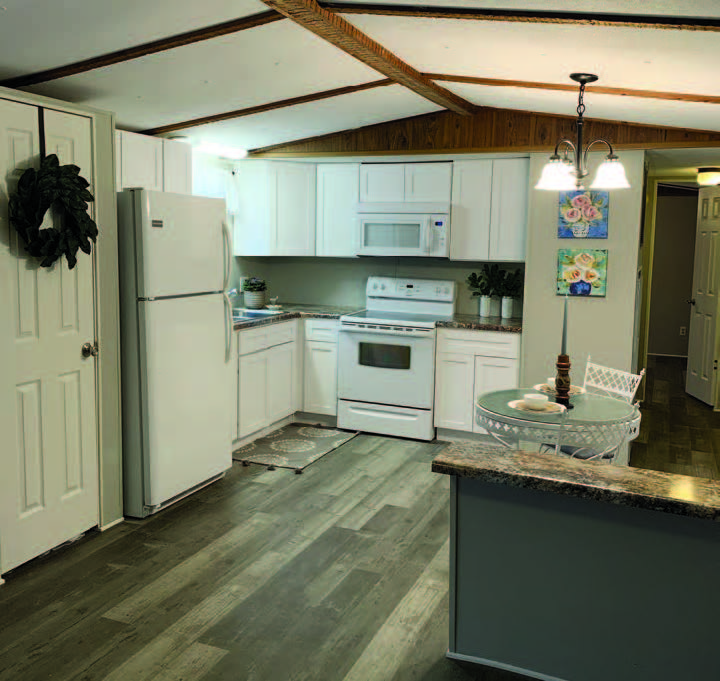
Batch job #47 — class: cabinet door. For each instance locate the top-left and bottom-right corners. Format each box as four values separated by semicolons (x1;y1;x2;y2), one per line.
239;351;269;439
232;161;274;256
316;164;359;257
450;160;492;261
276;162;316;256
434;353;475;431
233;332;240;441
489;158;529;261
473;356;519;434
162;138;192;194
119;130;163;191
360;164;405;202
405;162;452;202
304;341;338;415
267;342;295;423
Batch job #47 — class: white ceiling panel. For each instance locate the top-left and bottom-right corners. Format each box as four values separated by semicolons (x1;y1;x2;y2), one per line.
647;148;720;176
0;0;268;79
337;1;720;18
440;81;720;132
178;84;442;151
23;21;382;130
346;15;720;96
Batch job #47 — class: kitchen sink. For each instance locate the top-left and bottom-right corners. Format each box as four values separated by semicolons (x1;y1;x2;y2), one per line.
233;308;285;318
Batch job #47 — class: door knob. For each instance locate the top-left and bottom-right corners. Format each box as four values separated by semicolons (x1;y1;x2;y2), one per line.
687;299;696;306
81;342;98;358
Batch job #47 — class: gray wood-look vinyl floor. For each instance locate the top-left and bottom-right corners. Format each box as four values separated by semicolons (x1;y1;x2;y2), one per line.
0;434;525;681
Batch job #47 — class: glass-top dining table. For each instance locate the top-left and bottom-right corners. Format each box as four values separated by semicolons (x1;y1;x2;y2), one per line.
475;388;641;460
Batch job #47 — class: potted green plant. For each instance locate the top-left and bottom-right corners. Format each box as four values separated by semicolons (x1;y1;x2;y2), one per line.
467;264;503;317
242;277;267;309
496;268;524;318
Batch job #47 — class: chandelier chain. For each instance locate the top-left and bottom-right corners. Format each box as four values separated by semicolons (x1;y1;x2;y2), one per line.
576;83;586;118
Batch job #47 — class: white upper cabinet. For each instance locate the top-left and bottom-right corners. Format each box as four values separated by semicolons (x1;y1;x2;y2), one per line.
276;163;316;256
116;130;192;194
118;130;163;192
405;163;452;202
360;162;452;203
162;138;192;194
360;163;404;202
316;164;360;257
450;158;529;262
489;158;529;261
232;160;316;256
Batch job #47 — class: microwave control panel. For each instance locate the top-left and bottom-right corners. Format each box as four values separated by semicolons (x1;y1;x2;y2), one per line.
366;276;455;302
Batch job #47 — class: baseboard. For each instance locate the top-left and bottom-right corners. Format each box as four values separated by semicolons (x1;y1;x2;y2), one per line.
293;412;337;427
446;651;569;681
99;517;124;532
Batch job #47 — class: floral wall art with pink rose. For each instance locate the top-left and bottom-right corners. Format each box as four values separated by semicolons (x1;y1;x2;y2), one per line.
557;249;608;297
558;190;609;238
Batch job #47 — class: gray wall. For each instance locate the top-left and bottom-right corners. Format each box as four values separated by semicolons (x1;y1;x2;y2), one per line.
648;193;697;357
232;257;523;315
521;151;645;386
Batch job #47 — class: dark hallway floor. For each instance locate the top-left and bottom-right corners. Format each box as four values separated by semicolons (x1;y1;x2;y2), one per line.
630;355;720;480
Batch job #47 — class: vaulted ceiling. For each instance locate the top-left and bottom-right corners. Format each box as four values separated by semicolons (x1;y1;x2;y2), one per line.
2;0;720;158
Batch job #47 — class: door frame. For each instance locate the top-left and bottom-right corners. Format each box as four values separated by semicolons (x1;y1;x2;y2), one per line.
637;174;703;405
0;88;123;537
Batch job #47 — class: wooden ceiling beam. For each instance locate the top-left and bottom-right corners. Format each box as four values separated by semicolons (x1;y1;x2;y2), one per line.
426;74;720;106
140;79;393;135
259;0;476;115
321;2;720;31
0;10;284;88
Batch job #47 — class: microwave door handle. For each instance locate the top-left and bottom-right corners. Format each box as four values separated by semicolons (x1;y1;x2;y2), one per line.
423;219;431;254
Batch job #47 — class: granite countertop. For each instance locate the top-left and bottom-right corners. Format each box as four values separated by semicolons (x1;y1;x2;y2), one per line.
232;304;362;330
433;442;720;521
437;314;522;333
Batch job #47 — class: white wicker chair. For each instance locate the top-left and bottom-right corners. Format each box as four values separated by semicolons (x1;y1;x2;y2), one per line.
541;358;645;462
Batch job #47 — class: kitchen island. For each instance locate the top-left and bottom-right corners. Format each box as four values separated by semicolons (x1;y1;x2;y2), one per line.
433;443;720;681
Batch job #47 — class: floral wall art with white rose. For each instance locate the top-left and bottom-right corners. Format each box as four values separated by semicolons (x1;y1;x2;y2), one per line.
558;190;608;239
557;249;608;297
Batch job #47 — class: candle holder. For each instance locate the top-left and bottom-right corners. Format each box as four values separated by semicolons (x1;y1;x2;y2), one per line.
555;354;573;409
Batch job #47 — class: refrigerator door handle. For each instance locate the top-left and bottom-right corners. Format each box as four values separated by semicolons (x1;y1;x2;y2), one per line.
222;221;232;292
223;292;233;363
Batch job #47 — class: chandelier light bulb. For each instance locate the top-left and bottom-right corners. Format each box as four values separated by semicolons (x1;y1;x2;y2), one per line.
535;157;576;190
591;156;630;190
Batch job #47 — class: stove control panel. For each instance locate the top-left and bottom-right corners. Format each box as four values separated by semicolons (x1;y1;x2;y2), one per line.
366;276;455;302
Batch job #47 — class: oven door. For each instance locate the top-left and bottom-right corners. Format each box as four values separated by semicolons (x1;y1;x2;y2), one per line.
356;214;430;257
337;325;435;409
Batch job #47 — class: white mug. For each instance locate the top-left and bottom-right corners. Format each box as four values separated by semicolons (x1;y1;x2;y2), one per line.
523;393;549;410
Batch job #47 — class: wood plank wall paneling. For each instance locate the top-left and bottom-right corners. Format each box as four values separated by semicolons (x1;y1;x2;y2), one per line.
249;107;720;156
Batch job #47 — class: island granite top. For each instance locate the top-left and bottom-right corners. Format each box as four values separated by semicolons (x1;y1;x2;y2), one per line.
433;442;720;521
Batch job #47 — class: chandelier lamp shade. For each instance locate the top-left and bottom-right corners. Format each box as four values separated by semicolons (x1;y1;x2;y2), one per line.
535;73;630;191
697;167;720;186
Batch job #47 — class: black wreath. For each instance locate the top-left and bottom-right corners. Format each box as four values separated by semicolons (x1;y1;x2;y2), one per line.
8;153;98;269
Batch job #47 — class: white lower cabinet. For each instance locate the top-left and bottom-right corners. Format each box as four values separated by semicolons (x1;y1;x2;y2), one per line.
434;329;520;433
236;321;299;441
303;319;339;416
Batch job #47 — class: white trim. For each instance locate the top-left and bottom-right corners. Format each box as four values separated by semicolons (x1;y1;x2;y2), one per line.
99;517;124;532
445;651;569;681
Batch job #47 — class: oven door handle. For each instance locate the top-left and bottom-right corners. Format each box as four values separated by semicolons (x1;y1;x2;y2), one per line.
339;325;434;338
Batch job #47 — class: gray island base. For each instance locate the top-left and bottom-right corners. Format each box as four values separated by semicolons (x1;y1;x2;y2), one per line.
432;443;720;681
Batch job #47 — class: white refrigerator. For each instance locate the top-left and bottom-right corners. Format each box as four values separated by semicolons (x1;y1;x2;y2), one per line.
117;189;234;518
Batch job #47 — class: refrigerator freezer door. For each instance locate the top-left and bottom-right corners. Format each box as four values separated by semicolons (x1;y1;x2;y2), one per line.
138;294;233;508
134;190;227;298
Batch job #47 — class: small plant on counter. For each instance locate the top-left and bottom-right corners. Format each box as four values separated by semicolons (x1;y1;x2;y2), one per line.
467;264;503;298
242;277;267;292
496;268;524;299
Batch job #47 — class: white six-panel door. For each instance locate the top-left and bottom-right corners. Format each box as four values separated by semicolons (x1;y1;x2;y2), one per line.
0;101;99;574
686;188;720;406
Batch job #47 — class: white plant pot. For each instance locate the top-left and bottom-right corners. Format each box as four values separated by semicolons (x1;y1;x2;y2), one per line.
479;296;501;317
501;296;515;318
243;291;266;309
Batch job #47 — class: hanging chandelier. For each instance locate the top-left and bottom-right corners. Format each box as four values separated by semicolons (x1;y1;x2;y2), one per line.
535;73;630;191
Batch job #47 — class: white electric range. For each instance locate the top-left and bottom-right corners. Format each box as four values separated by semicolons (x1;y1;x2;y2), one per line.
337;276;456;440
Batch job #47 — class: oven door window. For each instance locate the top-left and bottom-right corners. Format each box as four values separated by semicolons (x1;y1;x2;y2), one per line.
363;222;422;249
359;341;411;370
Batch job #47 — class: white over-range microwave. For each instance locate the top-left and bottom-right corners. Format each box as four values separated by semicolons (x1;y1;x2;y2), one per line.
356;202;450;257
